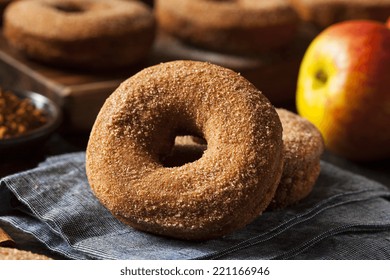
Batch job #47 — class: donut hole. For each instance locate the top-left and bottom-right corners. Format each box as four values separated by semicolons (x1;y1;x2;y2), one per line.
160;135;207;168
51;3;86;13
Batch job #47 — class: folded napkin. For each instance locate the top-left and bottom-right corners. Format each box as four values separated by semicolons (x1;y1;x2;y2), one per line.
1;152;390;260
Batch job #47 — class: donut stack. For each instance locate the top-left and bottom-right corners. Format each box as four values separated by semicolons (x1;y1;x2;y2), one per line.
86;60;324;240
1;1;345;240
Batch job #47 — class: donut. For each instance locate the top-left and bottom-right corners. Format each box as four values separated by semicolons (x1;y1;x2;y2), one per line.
86;60;284;240
3;0;155;69
289;0;390;28
155;0;299;54
267;109;324;210
167;109;324;210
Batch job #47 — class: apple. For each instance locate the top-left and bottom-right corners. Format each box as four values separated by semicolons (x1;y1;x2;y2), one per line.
296;20;390;161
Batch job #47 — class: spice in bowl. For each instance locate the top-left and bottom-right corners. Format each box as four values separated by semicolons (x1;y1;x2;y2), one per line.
0;88;48;139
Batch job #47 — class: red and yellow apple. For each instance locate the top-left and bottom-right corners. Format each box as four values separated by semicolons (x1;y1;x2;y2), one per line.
296;20;390;161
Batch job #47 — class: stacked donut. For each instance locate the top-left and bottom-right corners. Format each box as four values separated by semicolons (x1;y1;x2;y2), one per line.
86;60;324;240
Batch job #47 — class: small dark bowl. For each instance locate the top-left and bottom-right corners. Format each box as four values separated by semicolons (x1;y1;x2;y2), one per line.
0;89;62;155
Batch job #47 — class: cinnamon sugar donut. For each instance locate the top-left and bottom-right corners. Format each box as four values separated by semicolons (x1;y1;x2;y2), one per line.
3;0;155;69
267;109;324;210
289;0;390;28
156;0;299;54
86;60;284;240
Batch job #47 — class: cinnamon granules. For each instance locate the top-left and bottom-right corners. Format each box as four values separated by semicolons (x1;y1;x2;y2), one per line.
0;89;47;139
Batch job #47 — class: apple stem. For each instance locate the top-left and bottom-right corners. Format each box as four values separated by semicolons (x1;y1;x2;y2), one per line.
315;70;328;84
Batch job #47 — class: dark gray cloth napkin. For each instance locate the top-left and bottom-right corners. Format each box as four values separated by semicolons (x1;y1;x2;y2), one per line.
1;152;390;260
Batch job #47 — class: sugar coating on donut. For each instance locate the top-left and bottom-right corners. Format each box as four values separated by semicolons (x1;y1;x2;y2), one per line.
5;0;153;39
267;109;324;210
86;60;284;240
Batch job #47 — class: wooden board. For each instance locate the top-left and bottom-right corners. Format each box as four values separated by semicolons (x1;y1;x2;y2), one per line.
0;34;140;131
0;25;318;132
